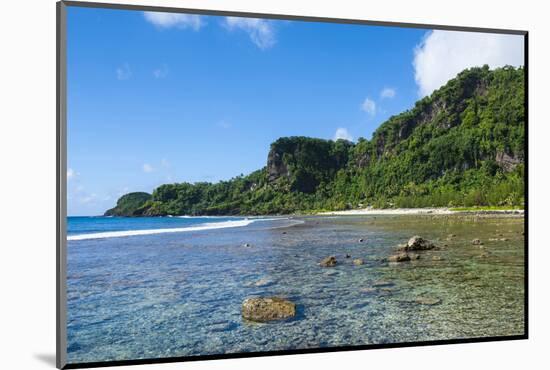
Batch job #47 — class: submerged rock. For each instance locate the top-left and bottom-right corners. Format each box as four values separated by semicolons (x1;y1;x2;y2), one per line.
241;297;296;322
360;287;377;294
372;280;394;288
320;256;337;267
400;236;436;251
353;258;364;266
415;297;442;306
432;255;444;261
254;278;275;287
388;253;411;262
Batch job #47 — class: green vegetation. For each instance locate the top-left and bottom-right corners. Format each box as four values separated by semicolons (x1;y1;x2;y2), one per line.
105;66;525;216
104;192;152;216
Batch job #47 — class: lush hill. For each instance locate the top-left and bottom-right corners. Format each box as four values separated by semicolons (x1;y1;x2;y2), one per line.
104;192;152;216
105;65;525;216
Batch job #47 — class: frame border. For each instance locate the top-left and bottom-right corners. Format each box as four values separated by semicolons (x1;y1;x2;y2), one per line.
56;1;529;369
57;1;68;369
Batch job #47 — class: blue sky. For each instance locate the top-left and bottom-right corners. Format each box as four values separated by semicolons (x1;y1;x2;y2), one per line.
66;6;524;216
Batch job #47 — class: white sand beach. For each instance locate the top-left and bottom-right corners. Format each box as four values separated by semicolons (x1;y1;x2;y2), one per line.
318;207;524;216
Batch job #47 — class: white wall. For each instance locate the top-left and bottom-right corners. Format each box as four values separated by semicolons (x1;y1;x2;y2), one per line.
1;0;548;369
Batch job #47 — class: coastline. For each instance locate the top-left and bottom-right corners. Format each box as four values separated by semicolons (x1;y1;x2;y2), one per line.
317;207;525;216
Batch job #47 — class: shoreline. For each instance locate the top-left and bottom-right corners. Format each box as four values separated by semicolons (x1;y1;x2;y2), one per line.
317;207;524;216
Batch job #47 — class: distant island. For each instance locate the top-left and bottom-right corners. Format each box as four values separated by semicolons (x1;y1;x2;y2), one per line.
105;66;525;217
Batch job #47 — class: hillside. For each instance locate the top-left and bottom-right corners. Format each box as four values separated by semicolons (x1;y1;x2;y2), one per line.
105;65;525;216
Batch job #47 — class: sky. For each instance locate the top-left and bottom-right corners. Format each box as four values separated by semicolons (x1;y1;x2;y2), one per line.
66;6;524;216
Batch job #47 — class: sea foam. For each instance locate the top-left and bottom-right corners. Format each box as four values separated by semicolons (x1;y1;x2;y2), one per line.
67;219;256;241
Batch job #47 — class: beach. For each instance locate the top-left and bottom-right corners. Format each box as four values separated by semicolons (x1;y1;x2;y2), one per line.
319;207;524;216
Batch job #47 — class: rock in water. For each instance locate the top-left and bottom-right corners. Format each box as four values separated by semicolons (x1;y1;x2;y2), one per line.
400;236;436;251
388;253;411;262
254;278;275;287
353;258;364;265
472;239;483;245
359;238;365;243
415;297;442;306
320;256;337;267
241;297;296;322
372;280;394;288
243;243;251;247
360;287;377;294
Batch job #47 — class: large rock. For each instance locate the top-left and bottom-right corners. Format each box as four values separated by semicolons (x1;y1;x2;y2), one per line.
320;256;337;267
388;253;411;262
241;297;296;322
400;236;436;251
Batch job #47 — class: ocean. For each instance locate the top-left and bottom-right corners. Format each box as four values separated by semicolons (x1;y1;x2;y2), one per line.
66;214;525;364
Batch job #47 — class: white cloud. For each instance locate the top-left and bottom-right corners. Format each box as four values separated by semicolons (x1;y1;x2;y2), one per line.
153;64;169;79
413;30;524;97
333;128;353;142
116;63;132;80
143;163;154;173
143;12;204;30
223;17;275;49
380;87;396;99
361;97;376;116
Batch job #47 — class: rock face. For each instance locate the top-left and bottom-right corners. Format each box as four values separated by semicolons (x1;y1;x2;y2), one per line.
241;297;296;322
495;151;522;172
400;236;436;251
388;253;412;262
320;256;337;267
267;148;289;182
266;137;352;193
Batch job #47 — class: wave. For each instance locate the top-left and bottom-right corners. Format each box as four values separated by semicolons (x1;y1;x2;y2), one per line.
68;219;256;241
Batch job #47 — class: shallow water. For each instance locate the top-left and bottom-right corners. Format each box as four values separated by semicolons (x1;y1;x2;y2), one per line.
66;215;525;364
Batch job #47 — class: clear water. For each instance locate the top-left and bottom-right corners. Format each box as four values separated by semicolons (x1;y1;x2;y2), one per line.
66;215;525;364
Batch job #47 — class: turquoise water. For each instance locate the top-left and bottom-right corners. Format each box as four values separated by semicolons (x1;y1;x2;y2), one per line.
68;216;252;235
66;215;525;364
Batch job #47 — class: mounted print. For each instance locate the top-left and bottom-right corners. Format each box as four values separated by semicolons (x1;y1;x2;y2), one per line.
57;1;527;368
